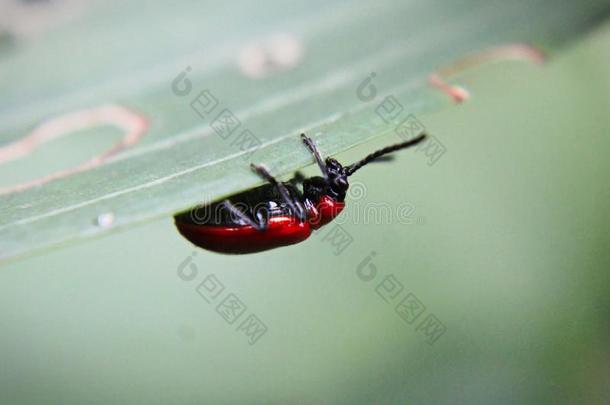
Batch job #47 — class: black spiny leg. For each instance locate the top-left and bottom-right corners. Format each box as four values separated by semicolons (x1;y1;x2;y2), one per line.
300;133;327;178
221;200;266;231
250;163;306;221
289;171;306;187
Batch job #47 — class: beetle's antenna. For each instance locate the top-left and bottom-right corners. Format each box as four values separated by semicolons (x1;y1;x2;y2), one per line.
345;134;427;176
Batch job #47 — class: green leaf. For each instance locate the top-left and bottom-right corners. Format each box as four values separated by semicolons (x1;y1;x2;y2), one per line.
0;0;608;261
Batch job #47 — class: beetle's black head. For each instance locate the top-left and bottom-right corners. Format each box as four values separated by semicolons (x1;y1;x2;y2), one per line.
302;133;428;204
324;157;349;198
303;158;349;203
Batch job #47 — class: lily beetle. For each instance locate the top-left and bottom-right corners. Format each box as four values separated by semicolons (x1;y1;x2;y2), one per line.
174;133;427;254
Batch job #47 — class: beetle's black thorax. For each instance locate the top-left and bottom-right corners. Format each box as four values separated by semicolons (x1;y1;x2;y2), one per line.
303;176;346;202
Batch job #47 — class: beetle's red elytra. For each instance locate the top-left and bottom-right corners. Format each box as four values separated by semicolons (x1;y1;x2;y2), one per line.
174;133;426;254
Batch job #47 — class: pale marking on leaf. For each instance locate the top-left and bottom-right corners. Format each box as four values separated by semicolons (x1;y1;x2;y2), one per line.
105;38;439;165
428;43;546;103
0;0;391;131
238;33;304;78
0;105;148;195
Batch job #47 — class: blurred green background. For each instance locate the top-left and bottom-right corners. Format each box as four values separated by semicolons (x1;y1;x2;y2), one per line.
1;19;609;405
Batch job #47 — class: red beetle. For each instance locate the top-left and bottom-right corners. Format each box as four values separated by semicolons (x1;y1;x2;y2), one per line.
174;133;426;254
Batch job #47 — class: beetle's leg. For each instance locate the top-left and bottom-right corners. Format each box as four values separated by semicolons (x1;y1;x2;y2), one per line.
221;200;266;231
251;164;307;221
300;133;327;178
289;171;306;187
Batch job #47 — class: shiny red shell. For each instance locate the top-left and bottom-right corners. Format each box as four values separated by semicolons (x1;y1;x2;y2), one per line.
175;196;345;254
308;195;345;229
